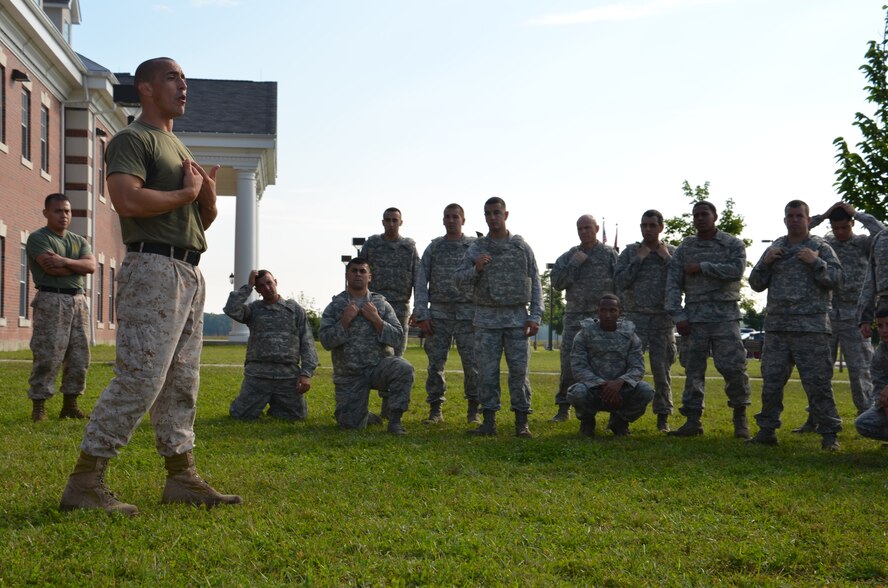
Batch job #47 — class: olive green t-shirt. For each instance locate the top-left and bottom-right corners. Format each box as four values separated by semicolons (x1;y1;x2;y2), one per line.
105;120;207;251
26;227;92;290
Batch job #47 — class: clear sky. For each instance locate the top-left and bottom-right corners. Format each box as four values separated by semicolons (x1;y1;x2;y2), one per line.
72;0;887;314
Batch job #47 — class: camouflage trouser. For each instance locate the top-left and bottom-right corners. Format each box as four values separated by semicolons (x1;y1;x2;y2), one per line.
28;291;90;400
230;375;307;421
679;321;750;415
81;253;204;458
556;314;584;406
390;301;410;357
567;380;655;423
830;318;874;414
475;327;532;413
627;312;676;416
333;356;414;429
855;404;888;441
424;318;477;405
754;331;842;434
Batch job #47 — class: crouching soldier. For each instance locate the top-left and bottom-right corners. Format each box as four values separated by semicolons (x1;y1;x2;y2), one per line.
567;294;655;437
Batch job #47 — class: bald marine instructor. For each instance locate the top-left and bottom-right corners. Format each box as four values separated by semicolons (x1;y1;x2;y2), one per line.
60;58;241;515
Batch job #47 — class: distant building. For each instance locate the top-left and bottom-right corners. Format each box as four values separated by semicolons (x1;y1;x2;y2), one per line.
0;0;276;349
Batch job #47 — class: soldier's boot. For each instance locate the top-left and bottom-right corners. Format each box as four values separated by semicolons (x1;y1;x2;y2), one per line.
578;417;596;437
549;404;570;423
467;409;497;436
746;428;778;446
607;414;631;437
733;406;751;440
667;413;703;437
380;396;391;421
791;415;815;434
161;451;243;508
821;433;840;452
387;410;407;435
423;402;444;425
656;413;670;433
59;451;139;516
31;399;46;422
59;394;87;419
466;400;481;424
515;411;533;438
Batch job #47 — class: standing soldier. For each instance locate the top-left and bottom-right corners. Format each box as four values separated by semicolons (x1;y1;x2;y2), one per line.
549;215;617;422
795;202;885;431
414;204;479;424
359;207;420;357
224;269;318;421
614;210;676;432
455;197;544;438
27;193;95;422
60;57;241;516
665;200;751;439
748;200;844;450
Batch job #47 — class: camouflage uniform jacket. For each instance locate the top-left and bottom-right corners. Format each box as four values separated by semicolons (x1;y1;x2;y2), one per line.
359;234;419;304
224;284;319;379
665;230;746;324
810;211;885;321
319;291;403;377
551;241;618;316
454;233;544;328
872;341;888;392
749;234;842;333
570;318;644;388
413;234;477;322
614;242;676;315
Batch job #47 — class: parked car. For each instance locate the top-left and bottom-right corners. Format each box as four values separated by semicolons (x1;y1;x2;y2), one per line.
743;331;765;359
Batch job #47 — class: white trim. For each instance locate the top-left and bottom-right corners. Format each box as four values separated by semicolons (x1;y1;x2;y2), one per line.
18;317;30;328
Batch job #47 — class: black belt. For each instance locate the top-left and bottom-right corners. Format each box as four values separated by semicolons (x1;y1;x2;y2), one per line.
127;242;201;266
37;286;82;295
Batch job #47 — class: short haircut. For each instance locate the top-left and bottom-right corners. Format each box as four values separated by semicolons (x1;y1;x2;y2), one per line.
785;199;809;216
134;57;175;89
828;207;853;222
383;207;401;218
876;303;888;319
641;209;664;225
692;200;717;216
347;256;370;271
44;193;69;209
256;269;274;281
444;203;465;217
485;196;506;209
599;293;621;308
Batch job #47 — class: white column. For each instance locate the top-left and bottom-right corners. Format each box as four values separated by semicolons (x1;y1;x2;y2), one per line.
228;168;258;342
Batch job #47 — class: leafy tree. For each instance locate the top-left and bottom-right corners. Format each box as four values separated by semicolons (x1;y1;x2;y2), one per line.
203;313;233;337
834;7;888;220
296;291;321;339
663;181;751;247
541;269;565;348
740;298;764;331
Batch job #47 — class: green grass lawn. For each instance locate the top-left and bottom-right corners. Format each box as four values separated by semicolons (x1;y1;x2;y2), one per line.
0;342;885;586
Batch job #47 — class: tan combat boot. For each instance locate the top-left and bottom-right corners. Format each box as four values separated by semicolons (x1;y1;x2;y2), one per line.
59;394;87;419
59;451;139;516
31;399;46;422
161;452;243;508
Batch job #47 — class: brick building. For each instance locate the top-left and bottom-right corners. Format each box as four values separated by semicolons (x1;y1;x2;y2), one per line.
0;0;277;350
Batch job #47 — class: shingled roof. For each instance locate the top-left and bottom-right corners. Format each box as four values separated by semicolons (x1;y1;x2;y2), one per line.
113;75;277;136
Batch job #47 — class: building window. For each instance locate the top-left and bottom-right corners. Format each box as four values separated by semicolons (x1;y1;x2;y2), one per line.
108;266;115;323
97;139;105;198
40;106;49;172
21;88;30;161
96;262;104;322
19;244;28;318
0;65;6;145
